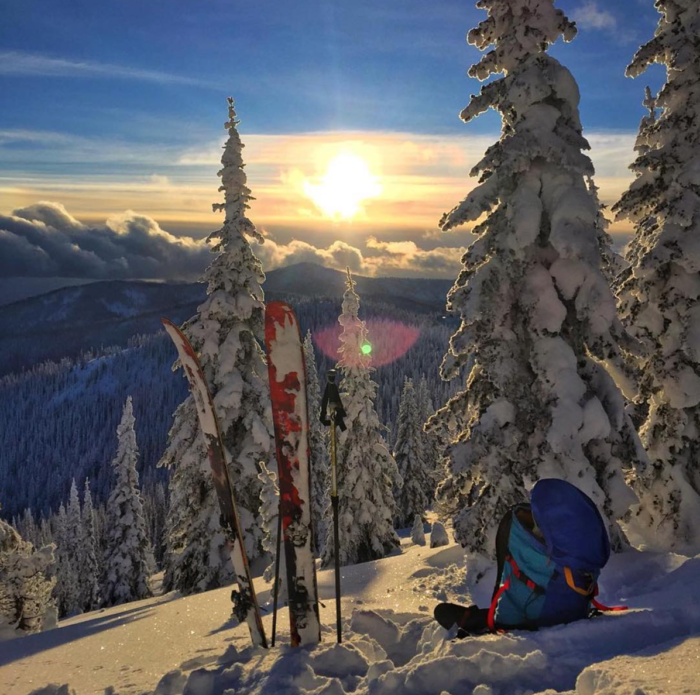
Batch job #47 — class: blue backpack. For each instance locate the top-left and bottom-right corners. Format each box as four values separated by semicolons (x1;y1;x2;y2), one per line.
488;478;624;630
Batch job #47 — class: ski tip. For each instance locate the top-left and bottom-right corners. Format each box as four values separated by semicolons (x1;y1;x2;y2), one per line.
265;302;298;332
266;301;294;317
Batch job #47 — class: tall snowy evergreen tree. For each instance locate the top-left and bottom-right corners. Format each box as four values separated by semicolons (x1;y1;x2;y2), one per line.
103;397;152;606
161;97;274;594
92;503;107;582
19;508;38;548
143;482;168;568
0;511;56;638
162;401;234;593
53;502;78;617
417;374;442;497
322;270;401;567
431;0;645;563
62;480;84;616
38;518;53;551
81;479;101;612
613;0;700;553
394;379;431;528
303;330;330;555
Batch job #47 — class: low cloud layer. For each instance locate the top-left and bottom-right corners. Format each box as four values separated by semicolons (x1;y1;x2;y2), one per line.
0;201;467;281
253;233;467;278
0;202;211;280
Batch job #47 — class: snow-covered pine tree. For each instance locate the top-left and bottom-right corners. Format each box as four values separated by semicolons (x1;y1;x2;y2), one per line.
303;330;330;555
52;502;78;617
161;97;274;594
162;400;234;593
417;375;442;496
92;503;106;582
38;517;53;550
393;379;431;528
63;479;84;616
143;482;168;568
19;508;38;548
103;397;152;606
612;0;700;554
80;479;101;612
258;462;286;602
431;0;645;563
0;509;56;638
322;270;401;567
587;176;627;286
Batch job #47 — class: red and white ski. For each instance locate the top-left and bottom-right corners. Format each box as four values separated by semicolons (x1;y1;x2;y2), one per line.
265;302;321;646
162;318;268;649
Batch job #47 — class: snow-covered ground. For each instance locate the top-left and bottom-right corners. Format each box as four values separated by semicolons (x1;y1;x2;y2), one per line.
2;529;700;695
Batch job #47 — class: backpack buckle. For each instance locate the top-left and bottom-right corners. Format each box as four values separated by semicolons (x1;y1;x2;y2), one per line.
564;567;595;596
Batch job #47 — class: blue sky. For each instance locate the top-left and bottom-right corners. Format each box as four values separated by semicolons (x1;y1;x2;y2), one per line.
0;0;665;286
1;0;662;135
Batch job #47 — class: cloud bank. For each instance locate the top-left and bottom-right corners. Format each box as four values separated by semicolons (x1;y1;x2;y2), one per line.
0;202;211;280
0;201;467;281
252;234;467;278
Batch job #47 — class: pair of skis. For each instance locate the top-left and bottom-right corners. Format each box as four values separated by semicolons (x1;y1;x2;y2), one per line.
162;302;320;649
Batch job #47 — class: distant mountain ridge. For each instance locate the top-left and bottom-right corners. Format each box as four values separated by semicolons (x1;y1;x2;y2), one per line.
0;263;451;333
0;263;452;376
0;281;204;335
265;263;452;311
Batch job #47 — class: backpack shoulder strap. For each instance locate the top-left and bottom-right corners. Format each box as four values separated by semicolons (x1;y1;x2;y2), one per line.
493;508;515;599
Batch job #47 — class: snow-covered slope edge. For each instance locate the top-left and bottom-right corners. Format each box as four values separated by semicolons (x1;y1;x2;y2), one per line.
2;534;699;695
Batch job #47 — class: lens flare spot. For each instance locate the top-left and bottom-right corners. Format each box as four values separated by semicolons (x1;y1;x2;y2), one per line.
313;320;420;368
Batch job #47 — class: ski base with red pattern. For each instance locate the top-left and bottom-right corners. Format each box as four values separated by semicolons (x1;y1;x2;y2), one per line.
265;302;321;646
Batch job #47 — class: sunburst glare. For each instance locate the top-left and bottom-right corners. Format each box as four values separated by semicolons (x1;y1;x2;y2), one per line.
302;152;381;221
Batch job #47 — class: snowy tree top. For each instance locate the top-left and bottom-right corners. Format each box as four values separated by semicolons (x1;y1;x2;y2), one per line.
210;97;264;246
198;95;267;314
68;479;79;505
626;1;699;79
467;0;577;81
114;396;138;467
117;396;135;437
441;1;590;233
614;1;699;238
338;268;371;371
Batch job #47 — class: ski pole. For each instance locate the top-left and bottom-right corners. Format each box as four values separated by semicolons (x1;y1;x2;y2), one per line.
320;368;346;644
270;506;282;647
330;414;342;644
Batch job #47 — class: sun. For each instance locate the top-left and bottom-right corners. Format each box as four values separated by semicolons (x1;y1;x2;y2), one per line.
303;152;381;220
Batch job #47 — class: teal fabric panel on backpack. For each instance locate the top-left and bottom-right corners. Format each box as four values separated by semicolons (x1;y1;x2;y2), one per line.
494;509;554;627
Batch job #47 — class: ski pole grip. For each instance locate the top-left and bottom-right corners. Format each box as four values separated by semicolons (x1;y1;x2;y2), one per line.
321;369;347;431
